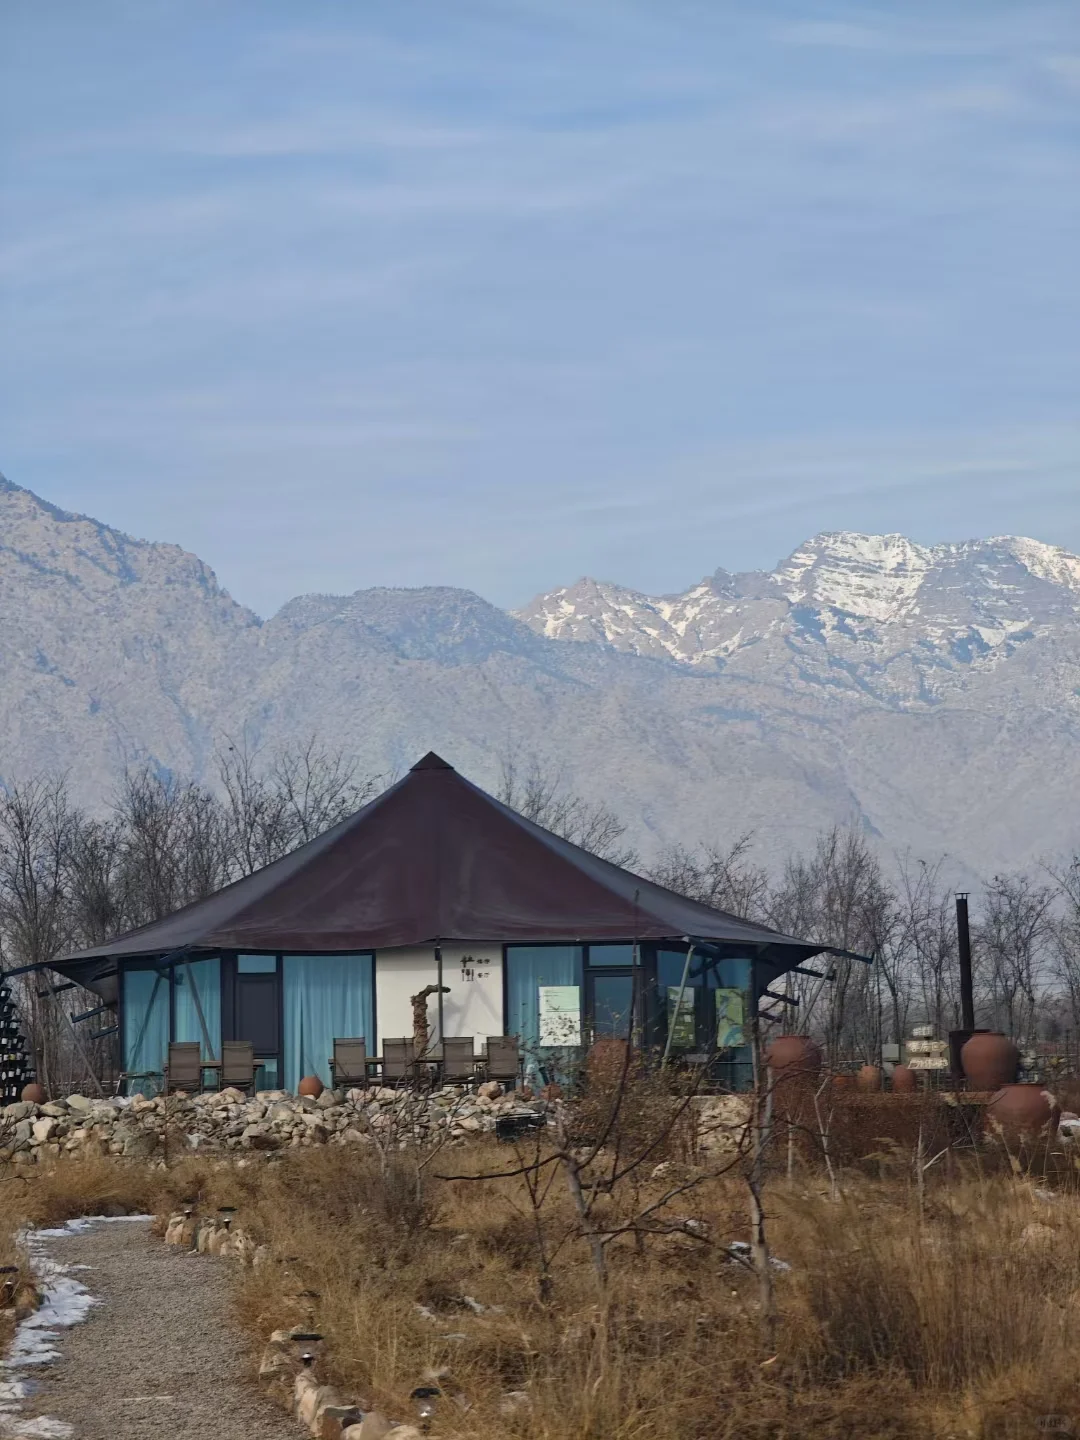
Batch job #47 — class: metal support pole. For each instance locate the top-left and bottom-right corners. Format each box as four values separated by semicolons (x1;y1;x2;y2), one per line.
435;945;444;1054
661;945;695;1067
956;894;975;1032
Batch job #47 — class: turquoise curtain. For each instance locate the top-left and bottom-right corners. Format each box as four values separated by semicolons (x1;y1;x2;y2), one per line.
282;954;373;1092
505;946;584;1080
173;956;221;1060
122;967;169;1085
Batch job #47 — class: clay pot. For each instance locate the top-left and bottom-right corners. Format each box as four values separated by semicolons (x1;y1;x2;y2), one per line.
297;1075;324;1099
20;1082;45;1105
961;1032;1019;1091
891;1064;917;1094
765;1036;823;1083
985;1084;1059;1142
831;1073;856;1092
857;1064;883;1093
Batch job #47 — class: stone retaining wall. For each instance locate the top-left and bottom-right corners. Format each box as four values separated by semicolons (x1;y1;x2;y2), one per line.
0;1081;546;1165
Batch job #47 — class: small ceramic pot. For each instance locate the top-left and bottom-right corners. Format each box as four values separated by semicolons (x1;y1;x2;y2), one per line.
297;1075;324;1099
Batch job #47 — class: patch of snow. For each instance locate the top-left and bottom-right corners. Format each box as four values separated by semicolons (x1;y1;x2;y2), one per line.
7;1266;97;1368
999;536;1080;591
0;1419;73;1438
26;1222;91;1241
776;533;934;621
1;1216;148;1439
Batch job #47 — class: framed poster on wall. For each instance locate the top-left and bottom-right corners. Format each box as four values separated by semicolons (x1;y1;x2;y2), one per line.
715;988;746;1049
666;986;696;1048
538;985;582;1046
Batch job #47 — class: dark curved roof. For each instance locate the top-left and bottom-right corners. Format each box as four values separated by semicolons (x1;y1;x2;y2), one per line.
58;752;827;995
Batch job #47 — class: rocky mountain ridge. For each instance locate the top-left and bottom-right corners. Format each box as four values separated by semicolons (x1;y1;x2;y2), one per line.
2;472;1079;876
515;531;1080;705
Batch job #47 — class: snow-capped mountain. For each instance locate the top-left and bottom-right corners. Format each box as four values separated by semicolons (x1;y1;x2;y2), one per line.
515;532;1080;706
2;472;1080;877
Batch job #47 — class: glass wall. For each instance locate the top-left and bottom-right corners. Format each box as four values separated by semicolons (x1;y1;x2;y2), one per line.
282;953;374;1092
173;957;221;1061
657;948;753;1078
121;966;170;1088
505;946;584;1082
587;944;636;967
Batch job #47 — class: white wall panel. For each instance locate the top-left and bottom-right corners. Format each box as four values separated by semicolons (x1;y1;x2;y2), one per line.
374;948;439;1052
440;946;504;1053
374;945;505;1055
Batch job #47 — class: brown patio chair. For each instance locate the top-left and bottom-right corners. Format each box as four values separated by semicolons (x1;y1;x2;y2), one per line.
483;1036;520;1087
442;1037;478;1085
164;1041;203;1095
330;1037;368;1089
381;1038;413;1085
220;1040;256;1094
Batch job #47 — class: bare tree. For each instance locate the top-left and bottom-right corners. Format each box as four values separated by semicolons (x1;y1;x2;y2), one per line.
895;856;958;1036
1048;856;1080;1043
265;738;379;846
768;827;896;1064
497;752;637;867
112;767;232;926
979;872;1056;1042
649;834;771;921
0;777;86;1091
63;812;125;948
219;735;379;874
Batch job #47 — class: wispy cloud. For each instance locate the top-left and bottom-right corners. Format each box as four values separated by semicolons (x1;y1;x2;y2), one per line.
1;0;1077;617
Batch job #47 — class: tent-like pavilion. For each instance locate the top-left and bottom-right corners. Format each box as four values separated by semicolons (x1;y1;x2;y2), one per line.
57;752;841;1092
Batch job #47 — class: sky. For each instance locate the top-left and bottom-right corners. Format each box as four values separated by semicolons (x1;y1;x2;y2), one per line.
2;1;1078;617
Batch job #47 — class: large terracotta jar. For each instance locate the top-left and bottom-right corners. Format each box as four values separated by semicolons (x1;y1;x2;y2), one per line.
298;1075;324;1099
20;1082;45;1105
857;1064;882;1093
891;1064;917;1094
831;1073;855;1092
766;1035;822;1083
985;1084;1059;1142
960;1033;1019;1091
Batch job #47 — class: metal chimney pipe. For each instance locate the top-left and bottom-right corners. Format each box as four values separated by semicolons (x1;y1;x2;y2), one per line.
956;893;975;1032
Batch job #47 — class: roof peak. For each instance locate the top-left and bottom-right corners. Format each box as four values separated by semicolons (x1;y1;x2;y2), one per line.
410;751;454;771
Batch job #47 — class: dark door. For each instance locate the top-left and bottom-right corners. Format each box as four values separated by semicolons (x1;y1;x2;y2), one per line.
235;959;280;1086
585;970;636;1042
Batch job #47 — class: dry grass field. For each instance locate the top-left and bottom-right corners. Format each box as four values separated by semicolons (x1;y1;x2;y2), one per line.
2;1086;1079;1440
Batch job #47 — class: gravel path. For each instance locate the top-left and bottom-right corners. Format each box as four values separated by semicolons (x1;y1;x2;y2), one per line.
5;1219;299;1440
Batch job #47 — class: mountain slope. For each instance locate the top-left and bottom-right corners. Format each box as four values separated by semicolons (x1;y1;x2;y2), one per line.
2;474;1079;876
